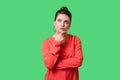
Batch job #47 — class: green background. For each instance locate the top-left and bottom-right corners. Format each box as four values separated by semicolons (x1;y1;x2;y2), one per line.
0;0;120;80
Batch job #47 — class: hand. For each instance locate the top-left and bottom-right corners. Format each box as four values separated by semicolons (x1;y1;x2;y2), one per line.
54;32;67;45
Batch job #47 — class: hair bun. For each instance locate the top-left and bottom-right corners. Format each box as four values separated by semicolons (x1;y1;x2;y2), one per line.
60;6;68;11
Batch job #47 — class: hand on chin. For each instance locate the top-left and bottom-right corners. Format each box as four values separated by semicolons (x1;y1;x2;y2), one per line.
58;30;66;34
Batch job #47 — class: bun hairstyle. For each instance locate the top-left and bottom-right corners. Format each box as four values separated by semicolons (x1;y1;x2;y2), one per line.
54;6;72;23
60;6;68;11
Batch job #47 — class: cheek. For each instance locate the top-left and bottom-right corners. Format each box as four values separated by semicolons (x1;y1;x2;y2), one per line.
65;25;70;29
54;22;58;28
55;22;59;27
54;23;59;29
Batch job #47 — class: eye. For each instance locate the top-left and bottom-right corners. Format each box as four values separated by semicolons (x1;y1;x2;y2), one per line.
57;19;62;22
64;21;69;24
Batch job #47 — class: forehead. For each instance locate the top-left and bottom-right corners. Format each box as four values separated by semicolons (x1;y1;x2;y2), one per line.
56;14;70;21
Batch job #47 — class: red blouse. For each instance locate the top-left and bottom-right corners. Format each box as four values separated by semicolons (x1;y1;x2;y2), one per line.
42;34;83;80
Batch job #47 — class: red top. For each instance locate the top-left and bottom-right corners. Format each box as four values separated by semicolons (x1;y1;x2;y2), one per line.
42;34;83;80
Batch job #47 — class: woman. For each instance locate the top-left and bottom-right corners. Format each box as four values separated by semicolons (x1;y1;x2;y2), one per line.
42;6;83;80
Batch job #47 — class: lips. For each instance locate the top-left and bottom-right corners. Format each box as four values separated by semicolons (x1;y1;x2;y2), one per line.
59;28;66;31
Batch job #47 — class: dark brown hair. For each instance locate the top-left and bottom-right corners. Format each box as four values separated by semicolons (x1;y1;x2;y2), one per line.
54;6;72;23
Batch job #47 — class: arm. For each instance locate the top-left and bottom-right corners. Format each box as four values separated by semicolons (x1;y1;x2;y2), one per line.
55;36;83;69
42;39;62;69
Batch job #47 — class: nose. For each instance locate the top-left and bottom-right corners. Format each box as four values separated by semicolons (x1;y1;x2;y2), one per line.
61;21;65;27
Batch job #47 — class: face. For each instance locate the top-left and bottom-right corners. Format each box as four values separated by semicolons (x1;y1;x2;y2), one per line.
54;14;70;34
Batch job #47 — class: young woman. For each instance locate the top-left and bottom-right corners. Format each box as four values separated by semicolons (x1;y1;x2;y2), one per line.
42;6;83;80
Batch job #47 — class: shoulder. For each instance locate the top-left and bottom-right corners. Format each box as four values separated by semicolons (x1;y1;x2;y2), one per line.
42;36;53;44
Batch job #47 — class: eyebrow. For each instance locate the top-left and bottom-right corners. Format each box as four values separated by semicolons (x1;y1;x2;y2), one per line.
57;18;69;21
